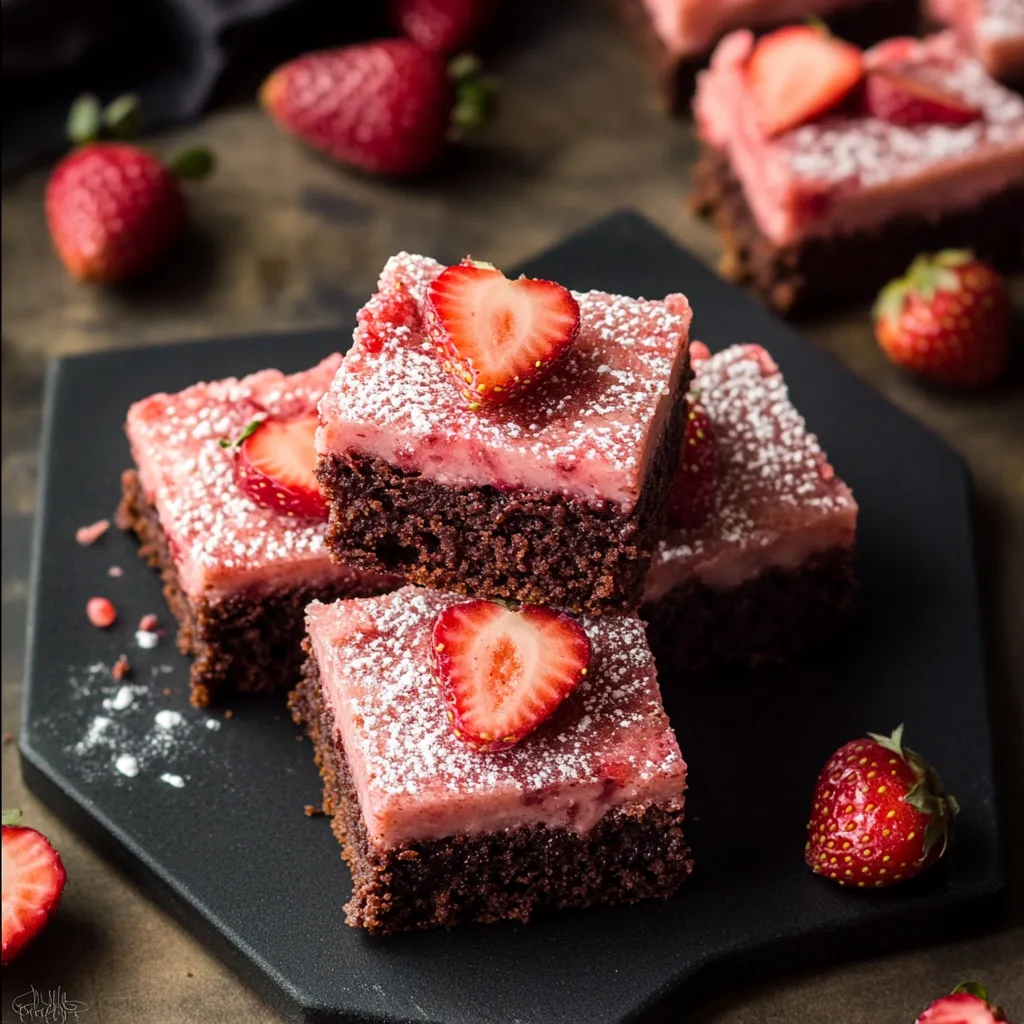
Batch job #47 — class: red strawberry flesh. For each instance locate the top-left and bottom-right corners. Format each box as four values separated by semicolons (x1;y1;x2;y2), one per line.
864;71;982;126
666;399;718;530
426;261;581;405
432;600;591;752
234;414;328;520
748;26;864;137
390;0;496;53
917;991;1002;1024
2;825;67;966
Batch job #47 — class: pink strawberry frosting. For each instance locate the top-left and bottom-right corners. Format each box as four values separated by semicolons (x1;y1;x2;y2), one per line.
928;0;1024;82
305;587;686;848
317;253;692;512
125;356;391;601
641;0;867;58
644;344;856;601
694;31;1024;245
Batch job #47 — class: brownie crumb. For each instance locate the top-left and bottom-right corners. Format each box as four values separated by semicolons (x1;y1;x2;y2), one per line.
224;710;234;719
303;804;324;817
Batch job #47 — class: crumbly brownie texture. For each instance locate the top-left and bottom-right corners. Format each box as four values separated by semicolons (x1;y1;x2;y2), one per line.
617;0;919;114
644;546;856;672
317;385;687;616
289;650;692;934
690;145;1024;313
118;470;394;707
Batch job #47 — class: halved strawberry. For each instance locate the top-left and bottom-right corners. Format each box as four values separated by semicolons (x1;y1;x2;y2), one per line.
432;600;591;752
864;71;982;127
232;413;328;520
425;260;581;407
2;816;67;966
748;26;864;137
666;399;717;530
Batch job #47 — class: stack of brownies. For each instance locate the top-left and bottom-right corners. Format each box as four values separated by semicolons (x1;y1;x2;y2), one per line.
120;249;858;933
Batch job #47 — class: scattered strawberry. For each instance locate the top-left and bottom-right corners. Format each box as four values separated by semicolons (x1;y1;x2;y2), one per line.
75;518;110;545
864;72;982;127
689;340;711;367
666;399;717;530
86;597;117;628
917;983;1007;1023
138;614;159;632
806;724;959;888
390;0;497;53
230;414;328;520
426;259;581;406
2;811;67;966
112;655;132;681
874;250;1010;389
260;41;495;176
748;26;864;136
45;95;213;283
432;600;591;752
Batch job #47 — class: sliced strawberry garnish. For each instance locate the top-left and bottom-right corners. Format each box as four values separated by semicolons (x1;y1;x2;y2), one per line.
232;413;328;520
689;340;711;368
863;71;982;127
425;260;581;407
2;818;67;966
748;26;864;137
666;399;717;530
432;600;590;752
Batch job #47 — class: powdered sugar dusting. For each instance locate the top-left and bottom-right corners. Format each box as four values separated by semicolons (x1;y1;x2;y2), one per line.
306;588;685;845
126;354;372;600
318;254;692;509
979;0;1024;39
784;33;1024;187
648;345;856;592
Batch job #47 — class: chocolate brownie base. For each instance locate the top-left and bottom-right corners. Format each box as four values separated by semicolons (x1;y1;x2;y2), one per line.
690;145;1024;314
117;469;395;707
617;0;919;114
317;375;688;616
643;546;856;672
289;649;692;934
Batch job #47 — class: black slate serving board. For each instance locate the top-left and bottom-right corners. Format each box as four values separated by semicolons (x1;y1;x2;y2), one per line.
21;212;1003;1024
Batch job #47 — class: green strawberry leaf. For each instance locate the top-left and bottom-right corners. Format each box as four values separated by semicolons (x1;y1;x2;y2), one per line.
2;808;23;826
867;724;905;756
219;417;265;449
951;981;988;1001
169;147;216;181
68;94;102;146
103;94;142;139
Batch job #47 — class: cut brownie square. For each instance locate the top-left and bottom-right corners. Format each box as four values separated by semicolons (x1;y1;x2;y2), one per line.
643;344;858;670
618;0;919;113
316;253;693;615
927;0;1024;87
691;31;1024;313
290;586;691;934
117;355;397;707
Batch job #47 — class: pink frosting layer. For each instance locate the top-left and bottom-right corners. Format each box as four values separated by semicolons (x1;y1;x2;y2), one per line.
317;253;692;512
928;0;1024;81
125;356;389;601
694;31;1024;245
305;587;686;849
644;345;857;601
641;0;866;57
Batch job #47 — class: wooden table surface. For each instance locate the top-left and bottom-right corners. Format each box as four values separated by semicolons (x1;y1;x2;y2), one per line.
3;4;1022;1022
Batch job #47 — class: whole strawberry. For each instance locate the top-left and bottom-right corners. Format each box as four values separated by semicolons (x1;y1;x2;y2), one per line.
46;94;213;283
390;0;498;53
874;251;1010;389
917;982;1007;1024
260;41;495;176
806;725;958;888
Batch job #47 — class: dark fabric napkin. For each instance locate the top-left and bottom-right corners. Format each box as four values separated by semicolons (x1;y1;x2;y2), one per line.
2;0;386;175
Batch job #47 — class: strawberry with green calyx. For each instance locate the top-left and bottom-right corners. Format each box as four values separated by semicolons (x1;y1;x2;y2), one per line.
46;94;214;283
390;0;499;54
874;250;1010;389
916;982;1007;1023
806;724;959;888
260;41;497;177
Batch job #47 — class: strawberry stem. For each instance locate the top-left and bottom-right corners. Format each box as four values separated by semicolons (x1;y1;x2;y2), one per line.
448;55;498;140
67;94;102;146
2;809;23;826
103;93;142;140
169;147;216;181
219;417;265;449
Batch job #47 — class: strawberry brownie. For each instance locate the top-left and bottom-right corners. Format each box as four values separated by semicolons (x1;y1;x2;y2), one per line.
643;343;858;670
691;29;1024;312
928;0;1024;87
619;0;917;112
117;355;397;707
289;586;691;933
316;253;693;615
